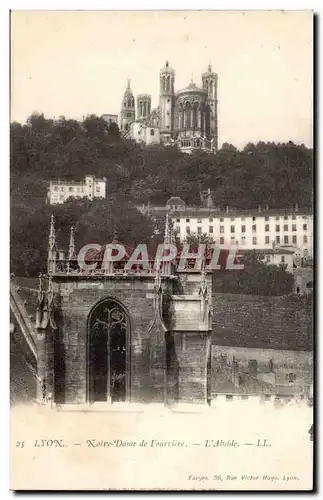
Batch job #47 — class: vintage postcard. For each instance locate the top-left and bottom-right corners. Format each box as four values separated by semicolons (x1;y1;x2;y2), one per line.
10;10;314;491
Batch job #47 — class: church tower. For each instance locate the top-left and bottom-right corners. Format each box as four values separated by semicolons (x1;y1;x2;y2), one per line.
136;94;152;122
159;61;175;140
120;79;135;132
202;65;218;150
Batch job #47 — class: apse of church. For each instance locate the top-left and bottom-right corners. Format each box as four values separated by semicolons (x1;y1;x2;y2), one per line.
119;61;218;153
35;216;213;408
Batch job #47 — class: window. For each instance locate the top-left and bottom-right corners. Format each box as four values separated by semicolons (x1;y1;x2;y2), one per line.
186;227;190;234
197;227;202;235
303;216;308;220
303;224;307;231
276;216;280;221
230;225;235;233
292;224;297;232
283;224;288;231
276;225;280;232
231;217;235;221
292;215;296;220
241;225;246;233
265;236;270;244
186;218;190;223
241;217;245;221
230;236;235;242
265;216;269;221
292;235;297;244
209;218;213;223
209;226;213;233
96;186;100;193
241;236;246;245
54;186;58;191
276;236;280;244
286;373;296;384
303;235;308;243
284;216;288;220
176;218;180;223
252;237;257;245
150;129;155;136
252;224;256;232
197;218;202;224
265;224;269;232
252;216;256;222
220;237;224;244
281;256;285;263
284;235;289;244
220;217;224;222
69;187;73;192
220;226;224;233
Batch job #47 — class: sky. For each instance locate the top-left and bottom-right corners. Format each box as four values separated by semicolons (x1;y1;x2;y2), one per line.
10;10;313;149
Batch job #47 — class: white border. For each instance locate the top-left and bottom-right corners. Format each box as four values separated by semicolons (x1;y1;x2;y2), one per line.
3;3;320;498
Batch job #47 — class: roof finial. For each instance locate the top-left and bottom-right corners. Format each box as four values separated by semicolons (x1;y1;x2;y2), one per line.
164;212;170;245
127;77;131;89
48;215;57;274
190;72;194;83
165;60;169;68
49;214;56;251
68;226;76;259
208;63;212;72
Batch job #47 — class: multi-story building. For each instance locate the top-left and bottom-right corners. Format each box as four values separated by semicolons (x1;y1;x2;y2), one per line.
47;175;106;205
101;114;118;126
138;198;313;262
119;61;218;154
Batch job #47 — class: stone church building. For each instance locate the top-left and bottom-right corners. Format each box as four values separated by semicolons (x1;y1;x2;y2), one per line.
119;61;218;154
33;216;213;407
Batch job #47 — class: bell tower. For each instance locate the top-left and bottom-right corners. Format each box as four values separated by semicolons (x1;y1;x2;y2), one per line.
120;78;135;133
159;60;175;140
202;64;218;150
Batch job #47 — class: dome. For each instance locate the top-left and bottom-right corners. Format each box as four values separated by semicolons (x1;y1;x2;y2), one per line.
176;82;206;96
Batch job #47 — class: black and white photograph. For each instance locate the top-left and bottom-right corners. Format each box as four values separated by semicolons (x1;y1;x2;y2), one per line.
9;9;314;491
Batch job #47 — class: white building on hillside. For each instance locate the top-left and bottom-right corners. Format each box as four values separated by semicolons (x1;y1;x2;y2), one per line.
137;198;313;260
47;175;106;205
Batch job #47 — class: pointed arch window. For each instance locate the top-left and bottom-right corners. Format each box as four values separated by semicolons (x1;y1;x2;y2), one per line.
193;102;199;129
185;102;192;128
167;75;171;93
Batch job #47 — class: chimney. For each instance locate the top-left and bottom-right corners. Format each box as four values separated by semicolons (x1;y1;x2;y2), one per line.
258;205;261;213
226;206;229;213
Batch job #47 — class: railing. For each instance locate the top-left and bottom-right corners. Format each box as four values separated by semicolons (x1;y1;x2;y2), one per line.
50;257;211;277
51;259;177;277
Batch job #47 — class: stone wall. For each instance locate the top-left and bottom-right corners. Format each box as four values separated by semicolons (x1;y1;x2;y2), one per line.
54;276;172;404
212;293;313;351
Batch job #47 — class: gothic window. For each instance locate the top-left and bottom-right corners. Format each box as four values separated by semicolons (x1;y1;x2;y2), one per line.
88;299;129;403
193;102;198;128
167;75;170;92
185;102;192;128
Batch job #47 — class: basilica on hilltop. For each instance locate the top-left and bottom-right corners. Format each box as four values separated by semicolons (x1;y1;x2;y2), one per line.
119;61;218;154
